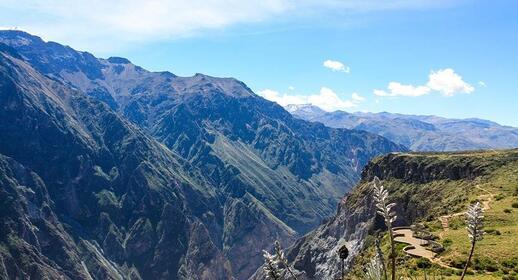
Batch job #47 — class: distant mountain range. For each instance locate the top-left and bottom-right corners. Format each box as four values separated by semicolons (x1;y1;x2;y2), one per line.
0;30;404;280
285;104;518;151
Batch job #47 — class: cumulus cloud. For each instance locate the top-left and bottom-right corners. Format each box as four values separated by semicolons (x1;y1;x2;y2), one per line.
374;82;431;97
426;68;474;96
374;68;474;97
478;81;487;87
259;87;364;111
258;89;306;106
0;0;458;52
323;59;350;73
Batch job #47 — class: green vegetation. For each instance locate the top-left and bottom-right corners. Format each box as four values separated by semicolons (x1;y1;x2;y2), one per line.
347;149;518;280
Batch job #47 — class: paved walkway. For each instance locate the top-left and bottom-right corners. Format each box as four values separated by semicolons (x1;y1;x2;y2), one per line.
393;228;436;259
391;184;496;270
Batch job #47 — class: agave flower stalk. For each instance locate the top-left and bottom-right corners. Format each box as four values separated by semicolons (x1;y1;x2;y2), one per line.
460;202;484;280
274;240;298;280
375;237;388;280
363;240;386;280
364;257;384;280
372;176;397;280
263;250;282;280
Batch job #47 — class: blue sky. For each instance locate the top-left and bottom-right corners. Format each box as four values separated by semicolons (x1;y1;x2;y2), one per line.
1;0;517;126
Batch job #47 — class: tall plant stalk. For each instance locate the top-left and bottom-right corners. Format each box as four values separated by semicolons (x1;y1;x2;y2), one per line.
274;240;298;280
375;237;388;280
372;176;397;280
262;250;282;280
460;202;484;280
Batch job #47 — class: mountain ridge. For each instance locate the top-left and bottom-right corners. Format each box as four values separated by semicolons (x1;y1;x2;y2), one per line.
285;104;518;151
0;30;405;279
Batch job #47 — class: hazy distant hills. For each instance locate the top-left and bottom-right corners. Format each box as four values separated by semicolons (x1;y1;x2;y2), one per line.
0;30;404;280
285;104;518;151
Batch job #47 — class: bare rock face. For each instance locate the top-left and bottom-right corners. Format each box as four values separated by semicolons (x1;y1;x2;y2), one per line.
251;179;378;280
0;30;405;279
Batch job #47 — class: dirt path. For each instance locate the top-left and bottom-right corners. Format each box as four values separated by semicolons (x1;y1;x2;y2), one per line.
438;184;494;233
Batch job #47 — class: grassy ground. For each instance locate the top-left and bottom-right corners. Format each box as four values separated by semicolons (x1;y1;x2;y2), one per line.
431;158;518;279
347;149;518;280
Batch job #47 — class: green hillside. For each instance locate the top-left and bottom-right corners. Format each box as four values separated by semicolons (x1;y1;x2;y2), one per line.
348;149;518;280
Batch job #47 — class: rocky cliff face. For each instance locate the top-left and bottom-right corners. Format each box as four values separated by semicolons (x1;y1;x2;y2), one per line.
278;150;516;280
0;49;234;279
0;31;405;279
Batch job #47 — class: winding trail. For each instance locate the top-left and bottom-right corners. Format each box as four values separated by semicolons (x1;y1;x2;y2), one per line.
393;228;436;259
394;228;458;270
438;184;494;234
393;184;495;270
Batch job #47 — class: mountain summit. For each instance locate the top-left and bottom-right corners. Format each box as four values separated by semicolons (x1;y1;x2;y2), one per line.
0;31;405;279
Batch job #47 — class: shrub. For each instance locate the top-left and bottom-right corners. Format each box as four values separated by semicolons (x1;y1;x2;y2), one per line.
441;268;454;276
442;238;453;247
450;259;466;269
502;258;518;269
416;258;432;269
486;228;502;235
427;241;445;253
512;202;518;208
504;209;513;213
472;257;499;272
496;194;505;201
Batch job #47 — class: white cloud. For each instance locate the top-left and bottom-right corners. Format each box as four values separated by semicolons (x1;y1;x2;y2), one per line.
351;92;365;101
259;87;364;111
374;68;474;98
323;59;350;73
426;68;474;96
0;0;457;52
288;86;295;91
374;82;430;97
309;87;356;110
258;89;307;106
478;81;486;87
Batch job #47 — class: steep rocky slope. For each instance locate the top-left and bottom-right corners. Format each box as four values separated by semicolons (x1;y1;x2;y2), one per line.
286;104;518;151
0;47;237;279
277;149;518;280
0;31;405;279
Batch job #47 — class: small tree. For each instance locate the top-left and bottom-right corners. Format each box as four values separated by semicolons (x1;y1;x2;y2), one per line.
338;245;349;279
460;202;484;280
372;176;397;280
